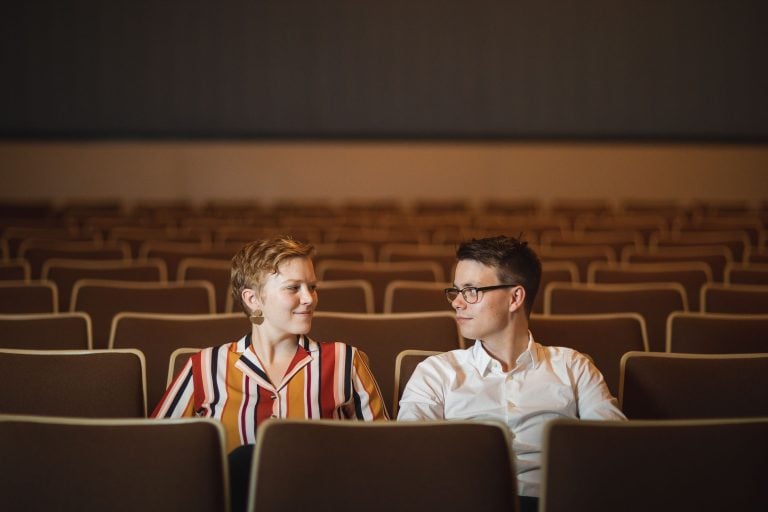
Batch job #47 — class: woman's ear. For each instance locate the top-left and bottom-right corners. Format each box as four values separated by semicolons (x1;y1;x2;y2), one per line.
241;288;261;313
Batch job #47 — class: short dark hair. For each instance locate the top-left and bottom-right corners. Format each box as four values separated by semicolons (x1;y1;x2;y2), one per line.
456;235;541;316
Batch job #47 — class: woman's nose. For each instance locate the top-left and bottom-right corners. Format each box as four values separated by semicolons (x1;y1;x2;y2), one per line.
300;286;316;303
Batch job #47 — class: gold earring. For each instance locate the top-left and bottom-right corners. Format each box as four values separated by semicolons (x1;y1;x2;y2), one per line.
249;308;264;325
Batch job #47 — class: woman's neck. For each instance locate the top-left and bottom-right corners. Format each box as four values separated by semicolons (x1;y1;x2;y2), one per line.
249;327;300;386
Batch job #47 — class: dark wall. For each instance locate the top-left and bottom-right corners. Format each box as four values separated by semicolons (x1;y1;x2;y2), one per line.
2;1;766;140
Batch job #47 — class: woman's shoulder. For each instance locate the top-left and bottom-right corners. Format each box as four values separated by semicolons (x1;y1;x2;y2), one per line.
187;334;249;359
306;336;350;349
306;338;369;361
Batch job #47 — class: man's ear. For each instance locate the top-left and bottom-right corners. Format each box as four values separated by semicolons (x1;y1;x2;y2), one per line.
509;286;526;313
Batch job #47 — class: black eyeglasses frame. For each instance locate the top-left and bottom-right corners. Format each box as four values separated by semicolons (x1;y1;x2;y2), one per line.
444;284;519;304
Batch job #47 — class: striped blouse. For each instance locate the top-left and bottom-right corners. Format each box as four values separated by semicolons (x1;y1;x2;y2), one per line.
152;334;388;452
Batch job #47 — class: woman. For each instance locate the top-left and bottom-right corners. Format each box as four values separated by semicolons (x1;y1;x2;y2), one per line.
152;236;388;510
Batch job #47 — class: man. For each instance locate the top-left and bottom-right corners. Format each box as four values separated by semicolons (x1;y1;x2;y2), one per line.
397;236;625;511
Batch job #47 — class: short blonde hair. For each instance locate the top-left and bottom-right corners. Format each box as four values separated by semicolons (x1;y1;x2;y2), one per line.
231;236;315;315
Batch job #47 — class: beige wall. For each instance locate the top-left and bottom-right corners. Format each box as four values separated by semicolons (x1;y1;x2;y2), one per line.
1;141;766;209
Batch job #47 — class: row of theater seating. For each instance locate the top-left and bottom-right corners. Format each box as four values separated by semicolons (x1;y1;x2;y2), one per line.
2;272;767;344
2;414;764;512
2;310;767;415
3;240;768;307
2;230;767;284
2;339;768;422
2;216;765;257
2;197;766;250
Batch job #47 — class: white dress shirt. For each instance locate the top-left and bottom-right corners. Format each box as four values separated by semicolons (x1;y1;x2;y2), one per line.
397;333;626;497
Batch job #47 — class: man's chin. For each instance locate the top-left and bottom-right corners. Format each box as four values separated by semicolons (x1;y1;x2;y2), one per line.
457;327;475;340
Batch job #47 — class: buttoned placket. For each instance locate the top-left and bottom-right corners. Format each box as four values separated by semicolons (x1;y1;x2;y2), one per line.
270;389;279;418
488;358;526;428
484;359;509;425
235;337;315;420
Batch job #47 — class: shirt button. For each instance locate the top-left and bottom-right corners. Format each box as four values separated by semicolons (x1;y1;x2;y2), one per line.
270;395;277;400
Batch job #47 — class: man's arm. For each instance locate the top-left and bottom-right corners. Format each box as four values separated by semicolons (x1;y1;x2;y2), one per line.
571;353;627;420
396;360;447;420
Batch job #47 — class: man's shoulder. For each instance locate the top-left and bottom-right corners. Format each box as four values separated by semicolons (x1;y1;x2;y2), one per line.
533;341;591;365
420;345;473;369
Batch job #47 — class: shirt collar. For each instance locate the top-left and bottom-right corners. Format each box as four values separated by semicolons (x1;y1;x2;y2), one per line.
471;331;539;374
236;332;318;354
235;333;317;389
524;330;541;367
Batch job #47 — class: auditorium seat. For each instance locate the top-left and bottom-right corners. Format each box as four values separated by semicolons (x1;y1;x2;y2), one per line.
746;248;768;265
215;225;323;245
540;417;768;512
177;257;232;313
18;239;131;279
725;262;768;285
666;312;768;353
619;199;683;226
316;260;443;313
0;312;92;350
249;419;517;512
0;280;58;313
473;214;567;240
587;261;711;311
71;279;216;349
2;225;85;258
42;258;167;312
0;348;147;417
431;226;500;245
481;198;542;216
540;230;644;259
108;226;209;258
538;245;616;282
324;227;429;256
0;415;228;512
572;214;668;245
138;240;233;280
80;215;169;239
532;261;579;314
619;351;768;419
313;242;376;265
672;215;763;247
700;283;768;313
0;259;30;281
650;230;749;263
315;280;375;314
544;282;686;352
383;280;452;314
548;198;613;224
622;245;732;282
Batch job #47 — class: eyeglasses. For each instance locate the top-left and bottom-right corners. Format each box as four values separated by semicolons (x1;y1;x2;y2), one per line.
444;284;519;304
